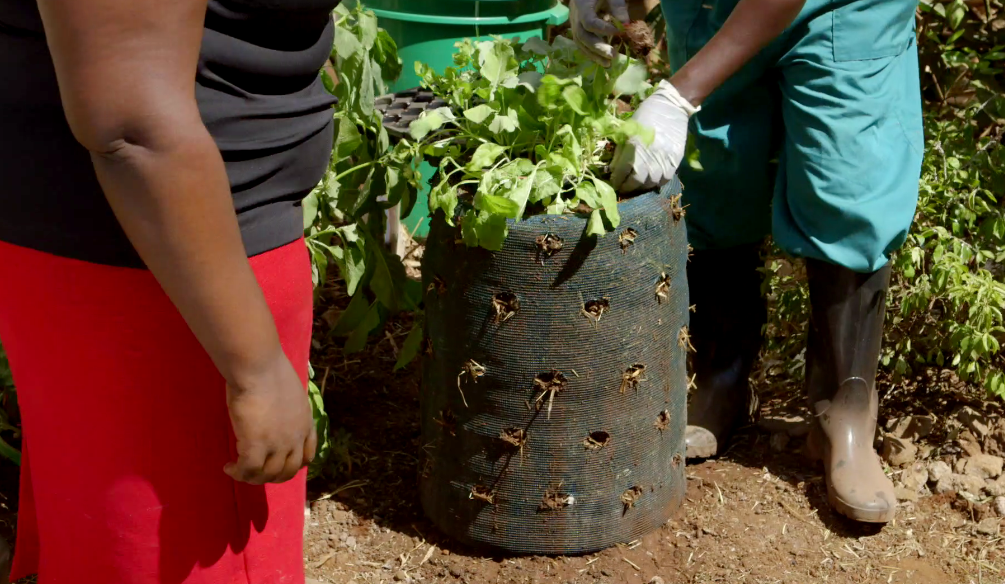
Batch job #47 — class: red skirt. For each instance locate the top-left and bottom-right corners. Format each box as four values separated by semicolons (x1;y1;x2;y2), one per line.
0;239;313;583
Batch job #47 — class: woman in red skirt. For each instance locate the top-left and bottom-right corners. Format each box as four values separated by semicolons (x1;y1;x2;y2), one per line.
0;0;340;581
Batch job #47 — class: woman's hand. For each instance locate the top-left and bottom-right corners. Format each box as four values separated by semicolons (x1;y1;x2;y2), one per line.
224;352;316;485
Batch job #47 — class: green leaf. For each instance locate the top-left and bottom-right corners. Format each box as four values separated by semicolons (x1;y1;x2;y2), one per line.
410;110;447;140
429;176;459;223
0;435;19;466
333;25;363;60
613;62;650;97
472;212;509;251
522;37;552;55
593;178;620;229
339;241;366;295
464;104;497;124
562;85;589;116
345;301;381;354
394;320;425;370
303;192;319;230
477;40;519;94
488;108;520;134
576;181;601;209
467;142;507;170
475;193;521;218
586;210;606;236
948;1;966;29
357;10;379;50
306;380;332;480
366;229;411;312
531;169;562;203
331;291;371;337
517;71;544;92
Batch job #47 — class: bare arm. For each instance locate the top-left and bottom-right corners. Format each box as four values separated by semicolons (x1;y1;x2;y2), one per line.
37;0;314;484
668;0;806;106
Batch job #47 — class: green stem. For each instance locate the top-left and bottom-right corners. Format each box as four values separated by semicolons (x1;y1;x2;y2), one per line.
334;161;377;182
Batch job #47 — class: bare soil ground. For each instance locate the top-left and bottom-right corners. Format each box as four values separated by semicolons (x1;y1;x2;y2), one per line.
302;276;1005;584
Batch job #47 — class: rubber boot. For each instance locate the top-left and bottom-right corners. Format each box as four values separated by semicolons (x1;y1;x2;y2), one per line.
685;245;766;459
804;259;895;523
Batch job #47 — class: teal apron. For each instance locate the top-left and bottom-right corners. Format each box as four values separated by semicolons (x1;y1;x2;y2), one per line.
664;0;924;272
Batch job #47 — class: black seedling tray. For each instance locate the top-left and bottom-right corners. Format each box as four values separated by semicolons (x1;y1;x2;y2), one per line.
375;88;448;139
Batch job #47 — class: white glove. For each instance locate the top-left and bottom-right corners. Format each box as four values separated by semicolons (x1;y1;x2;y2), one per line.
611;80;699;193
569;0;630;67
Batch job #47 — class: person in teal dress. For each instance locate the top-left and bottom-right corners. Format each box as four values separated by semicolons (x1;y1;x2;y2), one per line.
571;0;923;523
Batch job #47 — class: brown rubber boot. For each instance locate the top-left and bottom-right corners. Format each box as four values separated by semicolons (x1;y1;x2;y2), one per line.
685;245;766;459
805;259;895;523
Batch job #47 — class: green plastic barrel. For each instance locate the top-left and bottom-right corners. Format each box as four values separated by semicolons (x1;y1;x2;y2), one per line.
357;0;569;237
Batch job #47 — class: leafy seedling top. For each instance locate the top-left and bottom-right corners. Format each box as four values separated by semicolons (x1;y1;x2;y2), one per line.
395;35;655;251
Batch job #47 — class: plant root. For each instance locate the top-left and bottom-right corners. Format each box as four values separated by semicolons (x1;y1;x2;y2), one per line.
619;228;638;253
678;326;695;353
457;359;486;408
621;486;643;512
654;410;671;433
581;297;611;328
655;273;672;304
470;485;496;505
620;363;647;394
499;427;528;458
491;292;519;323
533;370;568;420
583;430;611;450
535;233;564;263
435;409;458;436
539;484;575;512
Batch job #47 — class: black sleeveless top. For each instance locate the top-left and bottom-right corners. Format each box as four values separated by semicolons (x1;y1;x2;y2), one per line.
0;0;339;267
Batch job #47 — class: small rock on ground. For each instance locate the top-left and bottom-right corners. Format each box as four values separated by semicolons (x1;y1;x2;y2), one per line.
957;406;993;438
895;486;919;502
928;460;952;483
957;454;1004;479
649;578;666;584
935;473;986;496
886;415;936;442
987;476;1005;497
882;435;918;467
901;462;929;493
975;517;1001;536
995;496;1005;517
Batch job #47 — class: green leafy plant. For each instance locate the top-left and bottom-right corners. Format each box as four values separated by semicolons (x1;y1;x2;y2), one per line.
301;5;421;475
760;2;1005;400
396;35;655;250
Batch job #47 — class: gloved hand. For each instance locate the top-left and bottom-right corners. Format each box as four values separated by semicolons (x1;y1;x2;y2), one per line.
611;80;699;193
569;0;631;67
